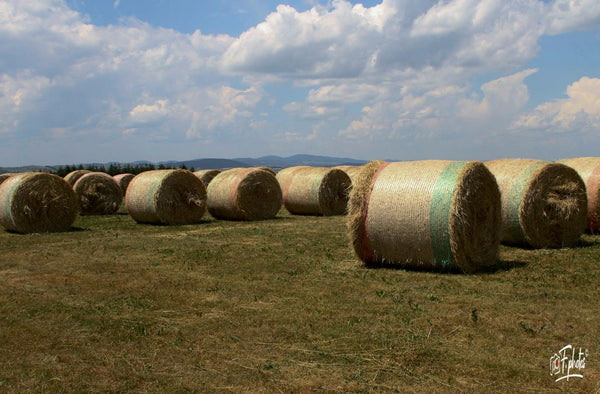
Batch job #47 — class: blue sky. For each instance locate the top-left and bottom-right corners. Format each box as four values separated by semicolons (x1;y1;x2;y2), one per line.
1;0;600;166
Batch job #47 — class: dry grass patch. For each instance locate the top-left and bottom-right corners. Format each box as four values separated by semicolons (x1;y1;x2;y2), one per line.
0;210;598;392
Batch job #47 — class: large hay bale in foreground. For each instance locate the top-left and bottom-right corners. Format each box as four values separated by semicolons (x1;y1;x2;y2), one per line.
256;166;276;176
333;165;363;185
207;168;282;220
193;169;221;188
73;172;123;215
557;157;600;233
126;169;207;225
277;166;351;216
348;160;501;273
113;173;135;197
485;159;587;248
0;172;78;233
64;170;91;186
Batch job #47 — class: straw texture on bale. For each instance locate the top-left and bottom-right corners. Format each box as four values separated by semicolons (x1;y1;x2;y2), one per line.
113;173;135;197
0;173;13;185
207;168;282;220
485;159;587;248
0;172;78;233
193;169;221;188
64;170;91;186
277;166;351;216
333;165;363;185
73;172;123;215
557;157;600;233
348;160;502;273
256;166;276;176
126;169;207;225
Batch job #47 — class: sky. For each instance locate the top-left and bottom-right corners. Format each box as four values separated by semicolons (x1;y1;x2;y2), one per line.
1;0;600;166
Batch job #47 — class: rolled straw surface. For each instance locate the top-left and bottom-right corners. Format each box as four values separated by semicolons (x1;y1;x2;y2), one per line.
207;168;282;220
64;170;91;186
348;160;502;273
256;166;276;176
73;172;123;215
485;159;587;248
193;169;221;188
113;173;135;197
333;165;363;185
277;166;351;216
557;157;600;233
0;172;78;233
126;169;207;225
0;173;13;185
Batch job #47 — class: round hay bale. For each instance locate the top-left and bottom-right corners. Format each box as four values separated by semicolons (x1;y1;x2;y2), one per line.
0;173;14;185
73;172;123;215
0;172;78;233
113;173;135;197
207;168;282;220
126;169;207;225
276;166;351;216
485;159;587;248
333;165;363;185
64;170;91;186
193;169;221;188
348;160;502;273
557;157;600;233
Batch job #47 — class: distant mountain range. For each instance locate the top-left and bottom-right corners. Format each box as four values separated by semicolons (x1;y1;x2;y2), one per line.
0;154;368;173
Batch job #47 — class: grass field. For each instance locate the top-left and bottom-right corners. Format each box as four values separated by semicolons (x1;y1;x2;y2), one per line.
0;209;598;392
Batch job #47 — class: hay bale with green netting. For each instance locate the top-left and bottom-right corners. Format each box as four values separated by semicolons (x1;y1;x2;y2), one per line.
485;159;587;248
73;172;123;215
0;172;78;233
64;170;91;186
207;168;282;220
333;165;363;185
348;160;501;273
193;169;221;188
557;157;600;233
276;166;350;216
126;169;207;225
113;173;135;197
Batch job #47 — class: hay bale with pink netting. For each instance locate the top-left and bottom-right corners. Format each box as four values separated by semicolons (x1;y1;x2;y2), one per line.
113;173;135;197
485;159;587;248
207;168;281;220
126;169;207;225
0;172;78;233
276;166;351;216
193;169;221;188
73;172;123;215
558;157;600;233
64;170;91;186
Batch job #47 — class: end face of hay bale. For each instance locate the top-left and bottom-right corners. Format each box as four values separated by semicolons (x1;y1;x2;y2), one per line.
126;169;207;225
0;173;78;233
73;172;123;215
486;159;587;248
333;165;363;185
207;168;282;220
557;157;600;233
64;170;91;186
277;166;351;216
348;160;501;273
193;169;221;188
113;173;135;197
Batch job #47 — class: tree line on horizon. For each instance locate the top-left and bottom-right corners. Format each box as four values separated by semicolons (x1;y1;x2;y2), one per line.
54;163;194;177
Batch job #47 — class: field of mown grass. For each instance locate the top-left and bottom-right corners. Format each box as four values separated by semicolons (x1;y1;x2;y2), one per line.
0;208;598;392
